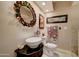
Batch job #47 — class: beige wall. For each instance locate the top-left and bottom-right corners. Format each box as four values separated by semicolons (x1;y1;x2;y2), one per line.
78;30;79;56
0;1;45;56
45;3;79;55
53;1;73;12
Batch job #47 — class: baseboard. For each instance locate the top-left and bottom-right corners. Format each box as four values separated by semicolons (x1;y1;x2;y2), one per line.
0;53;10;57
56;48;77;57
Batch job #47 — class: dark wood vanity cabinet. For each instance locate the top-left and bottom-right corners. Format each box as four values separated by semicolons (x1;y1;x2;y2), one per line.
15;43;43;57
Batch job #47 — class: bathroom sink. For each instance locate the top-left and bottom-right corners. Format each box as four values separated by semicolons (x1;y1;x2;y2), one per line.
25;37;43;48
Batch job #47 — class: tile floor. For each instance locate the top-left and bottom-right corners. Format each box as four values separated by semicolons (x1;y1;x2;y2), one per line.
42;47;77;57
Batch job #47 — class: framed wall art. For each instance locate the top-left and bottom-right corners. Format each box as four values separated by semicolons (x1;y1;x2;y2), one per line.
39;14;44;29
46;15;68;24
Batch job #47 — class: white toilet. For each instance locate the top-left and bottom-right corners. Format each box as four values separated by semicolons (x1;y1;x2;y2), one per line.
42;36;57;57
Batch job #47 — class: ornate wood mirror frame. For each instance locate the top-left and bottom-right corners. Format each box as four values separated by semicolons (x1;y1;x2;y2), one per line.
14;1;36;27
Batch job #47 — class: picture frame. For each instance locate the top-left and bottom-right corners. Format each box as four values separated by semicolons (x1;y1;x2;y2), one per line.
39;14;45;29
46;15;68;24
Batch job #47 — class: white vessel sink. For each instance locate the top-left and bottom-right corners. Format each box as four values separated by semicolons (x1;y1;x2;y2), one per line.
25;37;42;48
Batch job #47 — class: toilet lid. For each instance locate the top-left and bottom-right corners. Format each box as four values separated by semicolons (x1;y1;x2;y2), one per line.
45;43;57;48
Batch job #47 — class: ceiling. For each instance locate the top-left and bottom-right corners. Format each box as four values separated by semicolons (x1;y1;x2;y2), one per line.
34;1;54;14
34;1;73;14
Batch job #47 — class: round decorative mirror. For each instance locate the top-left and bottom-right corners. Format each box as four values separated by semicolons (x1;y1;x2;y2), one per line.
14;1;36;27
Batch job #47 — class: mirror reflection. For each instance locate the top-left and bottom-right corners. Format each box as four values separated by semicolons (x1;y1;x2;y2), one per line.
20;6;33;23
